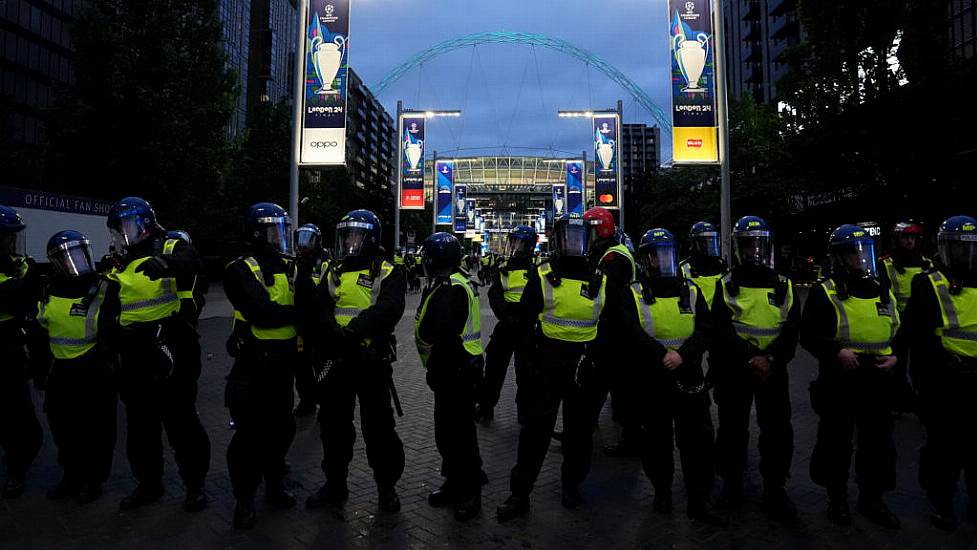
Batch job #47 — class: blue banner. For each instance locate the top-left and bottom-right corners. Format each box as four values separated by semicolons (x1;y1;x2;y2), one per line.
436;160;453;225
400;115;426;209
565;160;584;216
454;183;467;233
466;199;476;230
552;183;567;219
593;116;620;208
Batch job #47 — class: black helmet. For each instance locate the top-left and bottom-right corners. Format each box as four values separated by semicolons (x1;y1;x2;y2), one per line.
937;215;977;277
689;221;720;258
165;230;192;245
422;232;462;278
335;209;381;259
107;197;159;251
638;228;678;278
505;225;537;259
0;204;26;257
295;223;322;259
553;214;588;257
244;202;293;257
732;215;774;269
828;224;877;281
47;230;96;278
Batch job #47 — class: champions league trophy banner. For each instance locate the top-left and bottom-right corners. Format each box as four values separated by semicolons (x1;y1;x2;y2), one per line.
436;160;453;225
669;0;719;164
552;183;567;219
399;115;426;209
592;116;620;209
300;0;350;165
454;184;468;233
565;160;584;215
465;199;476;230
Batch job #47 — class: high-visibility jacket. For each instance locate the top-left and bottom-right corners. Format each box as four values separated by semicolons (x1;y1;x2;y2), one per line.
537;262;606;343
719;272;794;351
881;256;930;312
500;262;530;303
415;271;482;368
231;256;297;340
629;280;697;351
108;257;180;327
820;278;899;356
601;243;636;282
326;260;396;328
680;259;723;310
927;271;977;358
37;281;107;360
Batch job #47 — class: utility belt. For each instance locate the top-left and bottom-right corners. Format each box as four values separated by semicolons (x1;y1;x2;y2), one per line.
948;353;977;371
226;322;296;359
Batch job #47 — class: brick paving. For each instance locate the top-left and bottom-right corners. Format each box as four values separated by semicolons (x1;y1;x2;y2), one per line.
2;288;975;549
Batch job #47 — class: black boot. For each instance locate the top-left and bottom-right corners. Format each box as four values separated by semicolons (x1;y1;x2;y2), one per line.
265;488;297;509
717;477;743;509
233;499;256;529
930;500;958;531
119;484;164;510
2;477;25;499
184;486;208;512
428;483;453;508
653;489;673;514
561;484;582;509
497;493;530;522
857;495;900;529
827;499;851;526
761;485;798;523
378;486;401;513
454;493;481;521
306;482;349;509
687;500;729;527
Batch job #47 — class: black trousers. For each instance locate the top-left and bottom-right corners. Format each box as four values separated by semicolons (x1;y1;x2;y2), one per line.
809;368;896;498
640;383;716;505
918;369;977;506
225;348;296;501
591;334;640;446
294;350;318;404
44;357;117;488
508;338;593;495
714;364;794;488
317;357;405;490
119;332;210;492
0;370;42;481
479;319;521;410
428;360;483;499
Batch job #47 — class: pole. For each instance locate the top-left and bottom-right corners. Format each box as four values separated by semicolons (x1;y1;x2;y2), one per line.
431;150;438;234
714;0;732;261
616;99;624;232
394;100;403;252
289;0;308;227
582;149;588;212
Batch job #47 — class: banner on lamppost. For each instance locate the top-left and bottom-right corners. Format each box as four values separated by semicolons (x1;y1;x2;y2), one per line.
454;183;468;233
592;116;620;209
565;160;585;215
552;183;567;219
299;0;350;165
436;160;453;226
669;0;719;164
399;115;426;209
465;199;476;230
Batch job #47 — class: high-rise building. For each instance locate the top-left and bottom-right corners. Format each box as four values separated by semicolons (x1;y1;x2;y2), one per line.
0;0;81;148
723;0;802;104
620;123;661;197
345;68;397;219
219;0;251;136
948;0;976;63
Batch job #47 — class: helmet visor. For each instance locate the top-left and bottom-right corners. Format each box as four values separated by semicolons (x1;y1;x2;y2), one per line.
335;223;373;259
639;243;678;278
48;239;95;277
734;234;773;269
295;228;321;256
1;230;26;257
257;217;293;256
832;240;877;279
939;233;977;275
692;233;720;258
556;222;588;257
505;235;533;258
109;216;152;250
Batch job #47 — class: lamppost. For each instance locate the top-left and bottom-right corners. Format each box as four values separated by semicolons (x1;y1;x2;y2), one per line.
558;100;625;229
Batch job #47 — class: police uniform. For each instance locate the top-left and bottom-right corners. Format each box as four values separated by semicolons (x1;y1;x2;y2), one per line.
878;253;931;412
223;254;297;503
680;258;726;312
0;255;43;495
479;256;532;414
416;270;484;510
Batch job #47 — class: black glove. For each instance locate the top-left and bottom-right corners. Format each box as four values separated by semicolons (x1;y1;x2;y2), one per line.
134;256;170;280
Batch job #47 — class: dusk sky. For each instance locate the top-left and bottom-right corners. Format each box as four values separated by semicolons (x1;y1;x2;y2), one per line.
350;0;673;161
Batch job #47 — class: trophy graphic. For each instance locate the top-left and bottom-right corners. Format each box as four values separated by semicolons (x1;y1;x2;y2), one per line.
596;123;615;172
311;35;346;95
555;196;565;215
456;197;466;216
673;28;710;93
404;124;423;171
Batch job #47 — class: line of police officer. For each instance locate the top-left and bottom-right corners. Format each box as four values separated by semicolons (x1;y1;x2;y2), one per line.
3;198;976;532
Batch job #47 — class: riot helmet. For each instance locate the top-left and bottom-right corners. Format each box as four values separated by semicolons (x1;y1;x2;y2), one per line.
638;228;679;278
244;202;293;257
732;215;774;269
583;207;616;256
937;215;977;278
422;232;463;278
689;221;720;259
553;214;589;257
47;230;96;278
165;230;192;245
505;225;537;259
295;223;322;259
0;204;27;257
107;197;159;251
335;209;381;259
829;224;878;281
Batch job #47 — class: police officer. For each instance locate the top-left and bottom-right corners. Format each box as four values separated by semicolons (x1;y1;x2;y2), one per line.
305;210;406;513
878;222;931;413
903;215;977;531
224;202;299;529
680;221;728;310
106;197;210;512
622;228;726;526
293;223;324;417
31;231;120;504
802;225;901;528
0;204;43;498
712;215;800;522
582;207;639;458
476;225;537;422
496;213;607;521
416;232;484;521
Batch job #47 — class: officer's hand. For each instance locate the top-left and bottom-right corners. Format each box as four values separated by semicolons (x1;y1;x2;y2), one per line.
749;355;771;381
663;350;683;371
134;257;170;280
875;355;897;371
837;348;859;370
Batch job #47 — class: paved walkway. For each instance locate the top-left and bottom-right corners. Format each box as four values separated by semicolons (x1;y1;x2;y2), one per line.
1;290;975;549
